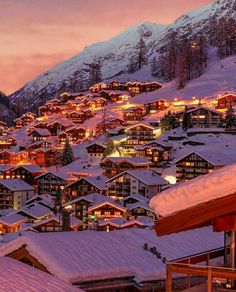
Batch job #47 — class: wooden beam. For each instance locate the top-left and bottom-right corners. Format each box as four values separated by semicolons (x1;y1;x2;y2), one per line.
170;263;236;280
166;263;172;292
207;268;212;292
155;192;236;236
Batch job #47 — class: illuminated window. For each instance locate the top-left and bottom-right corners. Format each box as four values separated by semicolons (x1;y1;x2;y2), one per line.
94;211;101;216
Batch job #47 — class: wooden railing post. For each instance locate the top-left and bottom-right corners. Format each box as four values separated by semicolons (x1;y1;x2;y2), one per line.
186;258;191;289
166;263;172;292
207;267;212;292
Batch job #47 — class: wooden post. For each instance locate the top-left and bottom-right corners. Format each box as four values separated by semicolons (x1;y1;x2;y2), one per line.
206;252;210;266
166;263;172;292
207;267;212;292
186;258;191;289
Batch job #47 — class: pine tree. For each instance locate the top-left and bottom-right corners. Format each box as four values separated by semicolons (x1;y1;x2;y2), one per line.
103;135;115;158
222;104;236;129
88;61;102;86
137;37;147;69
61;138;74;166
182;106;191;130
160;111;180;132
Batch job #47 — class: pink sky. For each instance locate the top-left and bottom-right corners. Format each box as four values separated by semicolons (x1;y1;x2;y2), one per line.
0;0;213;94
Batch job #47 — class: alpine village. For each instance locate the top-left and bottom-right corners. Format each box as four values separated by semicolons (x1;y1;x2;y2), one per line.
3;0;236;291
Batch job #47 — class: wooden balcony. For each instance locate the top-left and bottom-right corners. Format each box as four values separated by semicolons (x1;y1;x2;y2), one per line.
166;247;236;292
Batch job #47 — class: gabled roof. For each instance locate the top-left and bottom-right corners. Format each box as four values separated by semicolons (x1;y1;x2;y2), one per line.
0;257;83;292
86;141;107;149
0;213;27;226
126;201;155;213
121;194;149;203
66;176;107;190
88;200;126;212
174;150;234;166
65;192;109;206
12;164;43;174
186;106;221;115
0;228;223;284
29;128;51;136
32;215;82;229
127;123;155;131
0;179;34;192
17;202;53;219
102;157;151;166
107;170;168;186
150;163;236;218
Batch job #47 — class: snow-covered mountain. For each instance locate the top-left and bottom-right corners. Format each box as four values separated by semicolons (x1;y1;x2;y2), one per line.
8;0;236;114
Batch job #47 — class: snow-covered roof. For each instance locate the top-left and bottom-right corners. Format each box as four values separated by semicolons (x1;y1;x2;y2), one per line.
66;193;114;207
88;200;126;212
13;164;43;173
174;149;234;166
67;176;107;191
29;128;51;136
150;163;236;217
0;165;13;172
0;179;34;192
0;257;82;292
0;228;223;283
103;157;151;165
127;201;155;213
107;170;168;186
186;106;221;115
0;213;27;226
17;203;53;219
122;194;149;203
32;215;82;229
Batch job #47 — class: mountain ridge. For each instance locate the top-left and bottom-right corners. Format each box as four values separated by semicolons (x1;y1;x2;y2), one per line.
7;0;236;115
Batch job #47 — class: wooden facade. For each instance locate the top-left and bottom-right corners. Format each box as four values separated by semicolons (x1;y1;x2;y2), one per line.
126;124;155;146
175;152;223;182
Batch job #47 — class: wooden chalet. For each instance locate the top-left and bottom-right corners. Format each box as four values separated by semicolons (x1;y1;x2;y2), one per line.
0;213;27;234
65;111;85;124
150;164;236;291
123;106;145;124
46;121;68;136
175;151;231;182
65;176;107;200
27;140;52;156
31;147;58;167
31;215;82;232
177;106;222;129
10;164;44;186
0;136;17;150
126;123;156;146
216;93;236;109
144;99;167;115
135;141;172;166
86;142;107;162
59;126;87;144
107;169;168;200
88;200;127;221
29;129;51;142
0;179;34;210
0;150;29;166
36;172;68;196
22;112;37;124
89;82;109;93
101;157;150;178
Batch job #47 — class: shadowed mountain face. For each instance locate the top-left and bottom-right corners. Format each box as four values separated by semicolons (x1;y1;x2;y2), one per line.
7;0;236;115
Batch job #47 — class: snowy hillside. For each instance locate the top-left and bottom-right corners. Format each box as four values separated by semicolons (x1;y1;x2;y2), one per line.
8;0;236;113
132;50;236;104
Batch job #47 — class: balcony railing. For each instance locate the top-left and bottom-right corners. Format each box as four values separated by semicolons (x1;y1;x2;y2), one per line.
165;247;236;292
